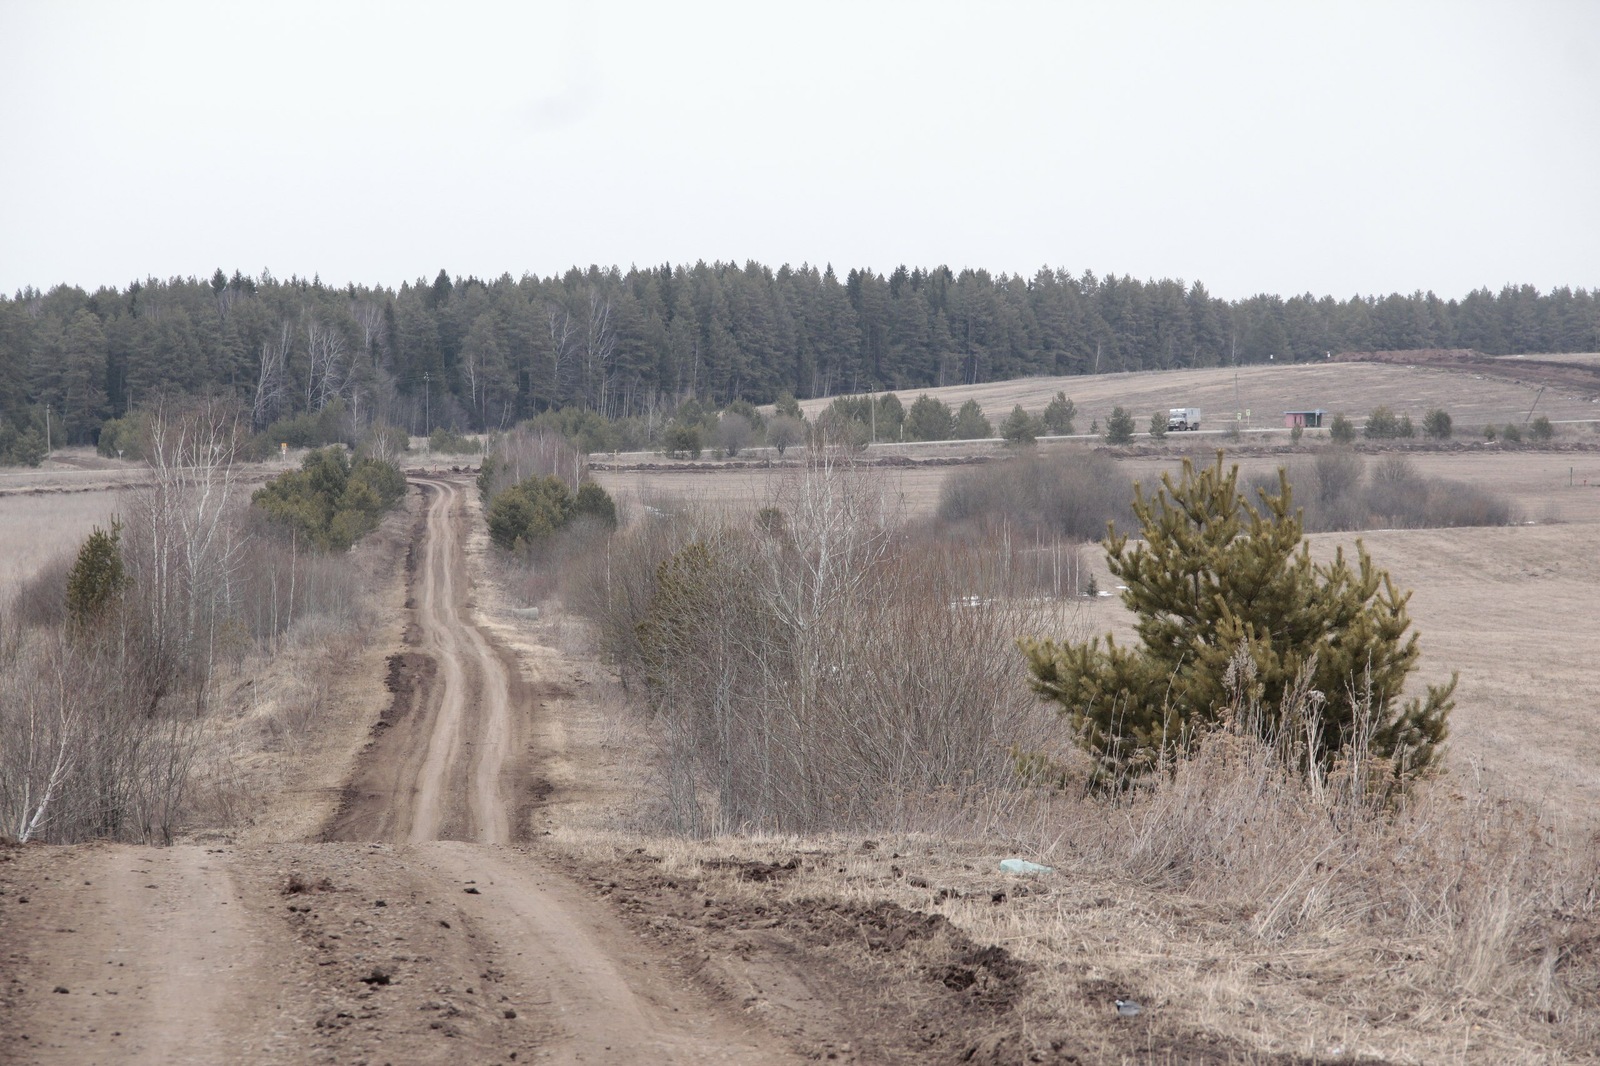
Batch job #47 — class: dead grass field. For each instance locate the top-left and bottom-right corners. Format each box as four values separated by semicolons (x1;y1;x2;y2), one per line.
792;358;1600;435
594;445;1600;834
1498;351;1600;366
0;447;313;590
0;491;123;589
598;444;1600;523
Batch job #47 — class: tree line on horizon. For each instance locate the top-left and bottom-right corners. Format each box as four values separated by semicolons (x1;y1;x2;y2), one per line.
2;262;1597;458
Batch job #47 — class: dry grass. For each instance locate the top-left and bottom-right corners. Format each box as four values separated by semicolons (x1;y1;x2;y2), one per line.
596;446;1600;529
1498;352;1600;367
591;450;1600;826
789;360;1600;435
0;489;124;589
195;496;415;845
538;437;1600;1062
543;701;1600;1063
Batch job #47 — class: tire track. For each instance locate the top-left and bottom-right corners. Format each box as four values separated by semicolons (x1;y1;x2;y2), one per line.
328;476;516;844
3;474;795;1065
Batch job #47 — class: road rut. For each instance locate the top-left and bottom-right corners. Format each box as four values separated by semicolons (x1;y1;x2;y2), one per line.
1;475;790;1064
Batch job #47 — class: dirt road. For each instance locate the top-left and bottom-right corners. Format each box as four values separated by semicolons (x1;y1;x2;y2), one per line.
0;477;790;1064
325;478;520;845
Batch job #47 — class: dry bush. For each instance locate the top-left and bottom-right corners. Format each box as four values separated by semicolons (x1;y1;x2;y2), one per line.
234;509;371;647
570;450;1071;836
1249;452;1520;532
0;610;203;843
937;449;1132;541
5;550;73;629
0;398;248;843
0;399;387;843
477;425;609;605
561;497;707;673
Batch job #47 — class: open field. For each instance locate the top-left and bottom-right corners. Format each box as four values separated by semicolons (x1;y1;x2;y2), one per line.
597;444;1600;524
0;449;275;589
595;444;1600;830
5;362;1600;1062
0;488;122;589
791;357;1600;434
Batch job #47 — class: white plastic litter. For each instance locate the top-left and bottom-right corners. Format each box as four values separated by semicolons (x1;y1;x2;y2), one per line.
998;858;1055;875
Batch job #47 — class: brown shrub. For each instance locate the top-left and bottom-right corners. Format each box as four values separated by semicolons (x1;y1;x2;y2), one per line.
937;449;1132;541
567;453;1071;835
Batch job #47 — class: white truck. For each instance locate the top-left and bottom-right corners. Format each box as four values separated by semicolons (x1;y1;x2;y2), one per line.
1166;407;1202;432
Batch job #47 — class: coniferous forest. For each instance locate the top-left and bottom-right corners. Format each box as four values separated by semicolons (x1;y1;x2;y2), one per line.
2;262;1597;457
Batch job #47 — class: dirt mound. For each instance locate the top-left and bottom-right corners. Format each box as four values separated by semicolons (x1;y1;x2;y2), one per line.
566;845;1395;1064
567;850;1038;1062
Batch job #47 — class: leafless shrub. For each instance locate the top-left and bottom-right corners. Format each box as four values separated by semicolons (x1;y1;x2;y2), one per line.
1251;453;1519;532
937;450;1132;541
0;398;385;843
715;412;755;457
0;607;203;843
480;425;586;502
234;508;369;647
562;498;707;675
571;448;1068;835
6;551;73;629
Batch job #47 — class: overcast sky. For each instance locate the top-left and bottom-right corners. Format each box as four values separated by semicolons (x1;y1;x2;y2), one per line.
3;0;1596;302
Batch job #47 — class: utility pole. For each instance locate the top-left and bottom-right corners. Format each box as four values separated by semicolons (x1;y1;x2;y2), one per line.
44;403;51;456
423;371;432;438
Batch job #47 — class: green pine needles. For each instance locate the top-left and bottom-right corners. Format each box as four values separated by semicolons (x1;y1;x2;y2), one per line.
67;519;127;625
1020;453;1454;783
252;447;407;550
486;475;617;552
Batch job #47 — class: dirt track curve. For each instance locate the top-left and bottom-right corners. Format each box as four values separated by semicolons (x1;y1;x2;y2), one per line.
0;476;791;1065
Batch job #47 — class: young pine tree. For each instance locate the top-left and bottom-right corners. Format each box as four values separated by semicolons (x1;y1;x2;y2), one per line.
953;399;993;440
1020;454;1454;782
1104;406;1136;444
999;404;1039;446
1041;392;1076;436
67;519;126;626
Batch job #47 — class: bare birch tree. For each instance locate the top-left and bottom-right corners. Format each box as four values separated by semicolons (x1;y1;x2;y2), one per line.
128;397;248;691
582;287;618;414
547;305;579;406
3;628;77;842
252;320;292;429
304;313;348;412
350;297;387;357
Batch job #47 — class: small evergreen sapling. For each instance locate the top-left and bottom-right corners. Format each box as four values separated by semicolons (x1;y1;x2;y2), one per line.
1104;406;1135;445
1000;405;1040;446
1042;392;1076;436
67;519;126;625
1020;453;1454;783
